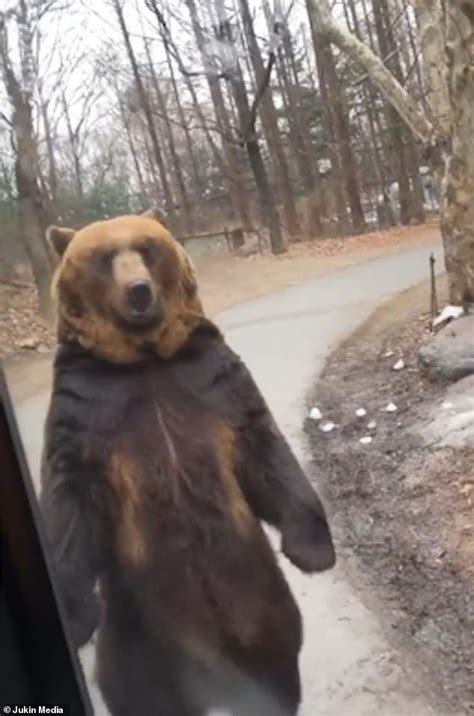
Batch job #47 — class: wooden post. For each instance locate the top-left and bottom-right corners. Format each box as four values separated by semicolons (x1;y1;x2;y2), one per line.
430;252;438;319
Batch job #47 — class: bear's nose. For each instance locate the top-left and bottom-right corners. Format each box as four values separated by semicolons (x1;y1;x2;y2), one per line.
127;281;153;313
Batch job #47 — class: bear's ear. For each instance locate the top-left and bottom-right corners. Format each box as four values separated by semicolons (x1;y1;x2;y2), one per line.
47;226;76;258
141;206;168;228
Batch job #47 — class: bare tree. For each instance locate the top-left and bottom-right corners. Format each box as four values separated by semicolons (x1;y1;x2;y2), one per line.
205;0;286;253
142;35;192;232
372;0;424;224
305;0;474;304
163;38;203;203
60;87;84;198
341;0;396;227
0;2;53;318
316;36;366;234
38;80;58;205
262;0;325;236
113;75;148;206
111;0;176;228
146;0;253;231
238;0;301;238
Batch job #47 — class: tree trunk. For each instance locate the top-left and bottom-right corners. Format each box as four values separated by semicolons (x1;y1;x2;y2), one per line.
373;0;425;225
163;39;203;203
238;0;301;238
61;89;83;200
180;0;253;231
440;5;474;304
38;87;58;206
372;0;411;224
397;0;426;105
115;82;147;206
0;11;52;318
126;122;147;207
262;0;323;236
233;77;286;254
143;133;162;198
279;45;324;236
306;0;474;304
318;38;366;233
11;98;52;314
148;0;231;196
411;0;450;139
206;0;285;253
345;0;396;225
144;38;192;233
305;0;362;232
305;0;434;143
112;0;176;229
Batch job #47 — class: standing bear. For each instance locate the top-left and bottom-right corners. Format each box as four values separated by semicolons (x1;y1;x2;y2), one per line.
40;211;335;716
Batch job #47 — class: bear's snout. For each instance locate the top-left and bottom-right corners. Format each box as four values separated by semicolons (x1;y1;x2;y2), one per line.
111;250;161;328
128;280;153;315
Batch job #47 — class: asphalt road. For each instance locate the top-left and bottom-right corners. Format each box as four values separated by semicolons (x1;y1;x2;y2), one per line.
10;240;442;715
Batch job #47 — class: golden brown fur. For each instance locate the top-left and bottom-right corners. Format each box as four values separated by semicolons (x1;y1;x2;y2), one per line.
107;450;147;567
214;421;253;536
48;214;204;362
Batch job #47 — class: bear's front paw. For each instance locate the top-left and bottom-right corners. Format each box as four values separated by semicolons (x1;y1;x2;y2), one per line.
281;509;336;573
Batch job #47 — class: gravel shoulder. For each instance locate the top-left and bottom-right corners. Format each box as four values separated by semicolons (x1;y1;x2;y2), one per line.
305;277;474;714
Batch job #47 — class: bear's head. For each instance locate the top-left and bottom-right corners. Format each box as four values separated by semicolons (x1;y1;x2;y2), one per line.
48;211;205;362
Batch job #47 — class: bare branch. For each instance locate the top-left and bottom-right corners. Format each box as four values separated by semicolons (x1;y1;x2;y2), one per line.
0;111;13;127
305;0;435;143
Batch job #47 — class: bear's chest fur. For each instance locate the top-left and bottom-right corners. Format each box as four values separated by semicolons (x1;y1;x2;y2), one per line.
60;355;247;555
103;366;251;563
47;339;280;655
79;358;270;654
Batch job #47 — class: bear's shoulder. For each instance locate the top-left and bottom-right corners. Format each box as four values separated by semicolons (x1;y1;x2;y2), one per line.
47;320;266;439
171;322;267;424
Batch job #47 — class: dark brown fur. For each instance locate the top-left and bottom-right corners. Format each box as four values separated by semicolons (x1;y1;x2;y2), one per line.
41;214;335;716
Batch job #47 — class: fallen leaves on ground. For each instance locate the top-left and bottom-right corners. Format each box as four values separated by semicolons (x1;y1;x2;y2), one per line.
0;284;55;359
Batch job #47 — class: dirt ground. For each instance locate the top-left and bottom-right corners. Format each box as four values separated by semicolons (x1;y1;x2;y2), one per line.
305;278;474;714
0;223;438;359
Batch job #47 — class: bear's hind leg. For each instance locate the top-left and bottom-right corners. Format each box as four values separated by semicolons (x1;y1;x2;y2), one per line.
201;655;301;716
95;622;201;716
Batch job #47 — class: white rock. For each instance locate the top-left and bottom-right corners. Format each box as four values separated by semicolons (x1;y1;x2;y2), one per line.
359;436;373;445
309;406;323;421
20;338;39;350
355;408;367;418
367;420;377;430
385;402;398;413
393;359;405;371
442;401;453;410
432;304;464;327
320;421;337;433
383;350;395;358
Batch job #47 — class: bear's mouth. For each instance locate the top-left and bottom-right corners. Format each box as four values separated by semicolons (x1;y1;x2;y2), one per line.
113;304;164;333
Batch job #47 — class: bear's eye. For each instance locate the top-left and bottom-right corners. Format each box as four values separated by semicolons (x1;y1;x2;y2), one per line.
138;239;159;265
95;248;115;270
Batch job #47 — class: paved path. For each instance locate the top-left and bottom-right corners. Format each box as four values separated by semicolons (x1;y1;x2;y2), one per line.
11;240;442;715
